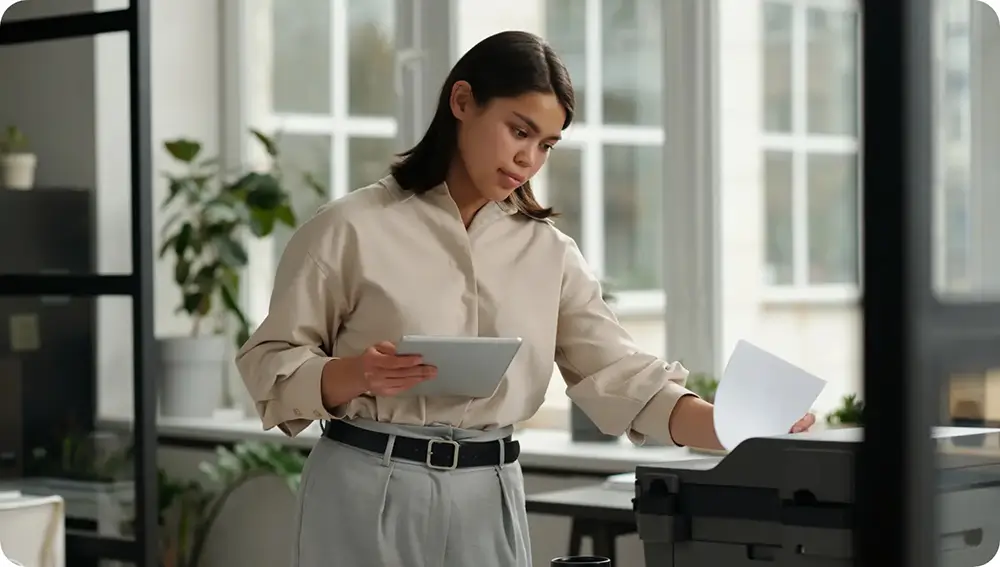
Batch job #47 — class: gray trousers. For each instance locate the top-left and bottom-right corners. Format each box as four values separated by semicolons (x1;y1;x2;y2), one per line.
292;419;532;567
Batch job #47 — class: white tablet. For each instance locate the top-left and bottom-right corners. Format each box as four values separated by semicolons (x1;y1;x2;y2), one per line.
394;335;523;398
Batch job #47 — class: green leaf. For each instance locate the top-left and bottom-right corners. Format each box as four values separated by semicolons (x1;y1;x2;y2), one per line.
194;264;218;289
158;235;177;258
248;208;276;237
302;171;327;196
174;259;191;286
250;128;278;157
173;223;194;257
274;203;296;227
164;178;187;207
244;175;284;210
182;292;204;315
164;139;202;163
214;236;248;268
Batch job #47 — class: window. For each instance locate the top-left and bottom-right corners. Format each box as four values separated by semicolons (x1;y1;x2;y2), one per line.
542;0;666;310
761;0;860;292
265;0;399;258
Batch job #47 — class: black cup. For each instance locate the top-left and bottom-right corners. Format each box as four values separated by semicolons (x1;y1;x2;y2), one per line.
551;556;611;566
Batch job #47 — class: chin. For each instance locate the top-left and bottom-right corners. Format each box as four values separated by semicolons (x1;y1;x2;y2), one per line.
483;186;517;202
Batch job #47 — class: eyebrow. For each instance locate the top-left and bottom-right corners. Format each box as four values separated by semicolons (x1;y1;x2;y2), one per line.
512;111;562;142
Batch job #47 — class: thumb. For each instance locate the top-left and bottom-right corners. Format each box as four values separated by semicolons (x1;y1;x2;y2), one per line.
373;341;397;355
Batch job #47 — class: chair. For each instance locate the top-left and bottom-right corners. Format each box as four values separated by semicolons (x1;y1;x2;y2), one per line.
0;492;65;567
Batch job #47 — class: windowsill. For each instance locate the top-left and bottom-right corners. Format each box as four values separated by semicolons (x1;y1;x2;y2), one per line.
97;415;697;476
610;289;665;318
760;285;860;307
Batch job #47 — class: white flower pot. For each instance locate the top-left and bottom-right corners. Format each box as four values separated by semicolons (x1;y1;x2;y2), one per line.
157;335;227;418
0;153;37;190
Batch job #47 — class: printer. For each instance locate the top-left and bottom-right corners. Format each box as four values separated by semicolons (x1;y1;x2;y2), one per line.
634;427;1000;567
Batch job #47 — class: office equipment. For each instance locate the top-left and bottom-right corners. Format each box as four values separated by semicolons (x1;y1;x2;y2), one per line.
635;427;1000;566
395;335;522;398
0;188;97;479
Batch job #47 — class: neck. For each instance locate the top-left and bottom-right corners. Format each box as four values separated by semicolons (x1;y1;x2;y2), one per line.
445;159;488;227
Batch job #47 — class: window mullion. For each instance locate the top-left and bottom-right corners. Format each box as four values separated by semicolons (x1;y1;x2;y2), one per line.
583;0;605;276
331;0;349;198
792;2;810;286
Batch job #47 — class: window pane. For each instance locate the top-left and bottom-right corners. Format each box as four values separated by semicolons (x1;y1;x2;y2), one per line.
347;0;396;117
601;0;661;126
273;135;332;258
805;7;858;136
764;151;794;286
603;145;663;290
934;0;974;296
546;0;588;124
545;147;584;248
806;153;857;285
762;2;793;133
348;137;396;191
271;0;331;114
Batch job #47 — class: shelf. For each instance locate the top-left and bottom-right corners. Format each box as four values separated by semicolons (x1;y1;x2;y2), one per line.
0;10;132;46
0;274;135;296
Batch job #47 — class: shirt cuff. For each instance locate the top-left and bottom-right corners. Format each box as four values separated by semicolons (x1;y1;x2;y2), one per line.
271;356;336;423
627;386;699;447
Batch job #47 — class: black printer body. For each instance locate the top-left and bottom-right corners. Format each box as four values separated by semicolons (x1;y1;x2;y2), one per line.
635;428;1000;567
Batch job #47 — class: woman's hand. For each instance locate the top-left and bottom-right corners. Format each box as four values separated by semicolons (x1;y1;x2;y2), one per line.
789;413;816;433
353;341;438;396
320;341;437;408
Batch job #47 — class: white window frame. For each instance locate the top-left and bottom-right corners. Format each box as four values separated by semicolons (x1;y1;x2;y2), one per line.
759;0;862;303
229;0;718;360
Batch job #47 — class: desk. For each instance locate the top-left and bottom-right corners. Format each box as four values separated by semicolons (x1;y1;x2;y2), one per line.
527;485;636;563
98;417;698;477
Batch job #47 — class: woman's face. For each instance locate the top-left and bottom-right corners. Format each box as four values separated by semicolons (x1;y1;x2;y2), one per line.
450;82;565;202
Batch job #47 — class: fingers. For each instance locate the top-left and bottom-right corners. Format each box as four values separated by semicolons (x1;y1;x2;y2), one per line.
373;341;397;355
378;365;437;380
367;343;424;369
789;413;816;433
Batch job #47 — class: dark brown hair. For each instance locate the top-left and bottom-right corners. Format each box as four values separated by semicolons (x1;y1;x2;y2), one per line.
390;30;575;221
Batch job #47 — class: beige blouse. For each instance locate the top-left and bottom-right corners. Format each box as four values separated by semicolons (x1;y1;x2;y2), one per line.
235;176;695;446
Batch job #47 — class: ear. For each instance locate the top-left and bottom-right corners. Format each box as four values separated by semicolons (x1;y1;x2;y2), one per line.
449;80;476;121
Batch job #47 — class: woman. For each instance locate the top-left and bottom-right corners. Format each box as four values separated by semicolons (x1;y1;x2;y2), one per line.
236;30;813;567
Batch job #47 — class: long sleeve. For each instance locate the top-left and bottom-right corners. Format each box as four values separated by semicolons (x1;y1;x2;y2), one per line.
235;209;354;437
554;240;696;446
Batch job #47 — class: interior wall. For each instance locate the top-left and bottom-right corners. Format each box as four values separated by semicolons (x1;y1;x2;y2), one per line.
0;0;224;419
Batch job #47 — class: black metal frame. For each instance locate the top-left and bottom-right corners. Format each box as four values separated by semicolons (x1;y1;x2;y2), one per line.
0;5;157;566
860;1;1000;567
859;0;936;566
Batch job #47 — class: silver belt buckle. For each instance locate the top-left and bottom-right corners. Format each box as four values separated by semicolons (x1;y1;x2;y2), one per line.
426;439;461;470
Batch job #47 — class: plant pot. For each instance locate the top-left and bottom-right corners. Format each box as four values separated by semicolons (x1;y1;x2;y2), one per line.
1;152;37;190
157;335;226;418
570;405;618;443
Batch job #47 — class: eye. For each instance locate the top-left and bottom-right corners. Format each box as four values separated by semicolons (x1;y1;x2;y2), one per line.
541;143;555;152
511;126;529;139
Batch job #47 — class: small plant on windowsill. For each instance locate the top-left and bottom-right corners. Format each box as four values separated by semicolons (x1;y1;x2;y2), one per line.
0;124;37;190
156;129;325;419
686;372;719;405
826;393;865;428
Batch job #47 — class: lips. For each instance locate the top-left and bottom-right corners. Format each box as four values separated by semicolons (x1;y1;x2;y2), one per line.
499;169;526;189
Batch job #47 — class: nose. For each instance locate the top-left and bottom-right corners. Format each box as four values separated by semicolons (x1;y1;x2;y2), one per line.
514;148;535;169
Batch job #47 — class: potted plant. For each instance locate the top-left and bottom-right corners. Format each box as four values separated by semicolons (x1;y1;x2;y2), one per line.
686;372;719;404
157;129;324;418
826;393;865;428
156;441;307;567
0;125;37;190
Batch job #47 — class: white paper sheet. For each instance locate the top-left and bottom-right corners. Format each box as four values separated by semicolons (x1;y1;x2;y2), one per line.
713;340;827;450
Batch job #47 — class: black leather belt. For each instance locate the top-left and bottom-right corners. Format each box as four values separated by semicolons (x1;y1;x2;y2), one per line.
322;419;520;470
